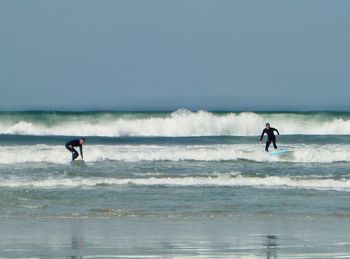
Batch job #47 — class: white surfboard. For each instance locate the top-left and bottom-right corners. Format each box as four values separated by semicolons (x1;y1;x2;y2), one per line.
269;149;292;156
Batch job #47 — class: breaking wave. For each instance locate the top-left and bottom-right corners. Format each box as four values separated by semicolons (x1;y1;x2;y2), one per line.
1;109;350;136
3;174;350;191
0;144;350;164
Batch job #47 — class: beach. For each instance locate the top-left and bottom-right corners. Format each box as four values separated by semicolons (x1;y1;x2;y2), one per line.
2;0;350;256
3;218;350;258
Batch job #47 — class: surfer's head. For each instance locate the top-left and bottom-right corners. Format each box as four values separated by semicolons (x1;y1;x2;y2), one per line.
79;138;86;145
265;123;270;129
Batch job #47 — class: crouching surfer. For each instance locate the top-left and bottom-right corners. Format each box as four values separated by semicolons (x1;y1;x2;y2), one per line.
65;138;86;161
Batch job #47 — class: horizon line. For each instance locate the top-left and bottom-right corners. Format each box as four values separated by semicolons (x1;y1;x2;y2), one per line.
1;106;350;113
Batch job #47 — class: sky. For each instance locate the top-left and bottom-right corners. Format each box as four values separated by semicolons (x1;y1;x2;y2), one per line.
0;0;350;111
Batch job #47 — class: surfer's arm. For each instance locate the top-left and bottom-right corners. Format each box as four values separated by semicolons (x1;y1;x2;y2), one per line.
259;129;265;141
80;145;83;160
274;128;280;135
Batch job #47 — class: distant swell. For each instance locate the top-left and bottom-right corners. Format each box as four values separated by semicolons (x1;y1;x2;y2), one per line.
1;109;350;136
2;174;350;191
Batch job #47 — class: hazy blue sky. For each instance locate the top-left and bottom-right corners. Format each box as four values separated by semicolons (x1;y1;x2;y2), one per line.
1;0;349;110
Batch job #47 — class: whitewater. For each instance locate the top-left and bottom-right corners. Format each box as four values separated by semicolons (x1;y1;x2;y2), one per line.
1;109;350;136
2;174;350;192
2;110;350;231
1;144;350;164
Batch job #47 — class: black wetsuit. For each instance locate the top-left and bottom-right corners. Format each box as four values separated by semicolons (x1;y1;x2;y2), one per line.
65;139;83;161
260;128;280;151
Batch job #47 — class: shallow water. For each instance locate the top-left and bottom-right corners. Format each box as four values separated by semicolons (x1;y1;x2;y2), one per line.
2;110;350;257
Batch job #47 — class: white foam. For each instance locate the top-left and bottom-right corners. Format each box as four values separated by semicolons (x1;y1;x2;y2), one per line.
0;144;349;164
1;110;350;136
2;174;350;191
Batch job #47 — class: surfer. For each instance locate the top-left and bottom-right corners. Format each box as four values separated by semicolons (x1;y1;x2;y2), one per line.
259;123;279;152
65;138;86;161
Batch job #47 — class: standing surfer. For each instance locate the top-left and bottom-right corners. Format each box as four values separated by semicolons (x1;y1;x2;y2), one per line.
65;138;86;161
259;123;279;152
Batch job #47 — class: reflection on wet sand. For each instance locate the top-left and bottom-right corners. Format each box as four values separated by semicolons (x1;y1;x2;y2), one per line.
71;221;85;259
266;235;277;259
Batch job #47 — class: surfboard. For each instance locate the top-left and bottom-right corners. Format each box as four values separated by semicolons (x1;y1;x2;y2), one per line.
269;149;292;156
71;159;85;166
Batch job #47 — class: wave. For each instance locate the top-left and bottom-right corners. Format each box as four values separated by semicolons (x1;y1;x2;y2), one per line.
1;110;350;137
2;174;350;191
0;144;350;164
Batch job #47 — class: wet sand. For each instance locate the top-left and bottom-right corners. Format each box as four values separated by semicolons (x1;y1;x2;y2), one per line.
2;217;350;258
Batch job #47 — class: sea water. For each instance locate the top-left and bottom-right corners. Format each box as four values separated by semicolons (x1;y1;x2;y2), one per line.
1;109;350;258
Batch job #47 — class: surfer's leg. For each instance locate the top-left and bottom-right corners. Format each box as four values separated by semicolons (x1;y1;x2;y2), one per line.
272;139;277;149
66;145;79;161
265;140;271;152
72;151;79;161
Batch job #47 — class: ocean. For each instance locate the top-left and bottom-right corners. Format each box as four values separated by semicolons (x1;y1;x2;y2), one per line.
2;109;350;258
